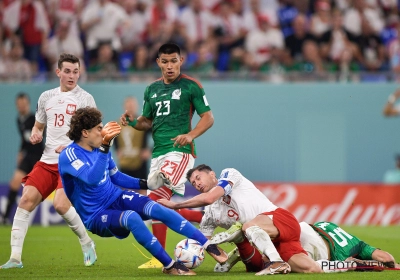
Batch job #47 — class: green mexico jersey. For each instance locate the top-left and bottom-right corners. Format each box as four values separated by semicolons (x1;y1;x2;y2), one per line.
142;74;211;158
312;222;376;261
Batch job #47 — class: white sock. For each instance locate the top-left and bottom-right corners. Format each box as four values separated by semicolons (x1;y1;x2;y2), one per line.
10;207;30;262
245;226;282;262
316;260;350;273
61;206;91;246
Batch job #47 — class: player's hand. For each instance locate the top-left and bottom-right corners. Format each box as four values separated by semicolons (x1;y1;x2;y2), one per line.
30;133;43;145
157;198;177;209
120;110;132;126
101;121;121;146
172;134;193;148
55;145;66;154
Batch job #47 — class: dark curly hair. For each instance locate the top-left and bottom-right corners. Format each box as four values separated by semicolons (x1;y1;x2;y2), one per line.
67;107;102;141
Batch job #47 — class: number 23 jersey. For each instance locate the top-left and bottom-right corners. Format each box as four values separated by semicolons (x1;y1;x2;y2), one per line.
36;85;96;164
142;74;211;158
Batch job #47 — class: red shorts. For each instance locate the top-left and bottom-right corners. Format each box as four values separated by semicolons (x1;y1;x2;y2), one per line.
22;161;62;200
260;208;307;262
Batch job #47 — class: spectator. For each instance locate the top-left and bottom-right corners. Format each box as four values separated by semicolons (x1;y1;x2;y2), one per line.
120;0;147;52
42;19;84;68
213;1;247;71
87;43;118;80
277;0;299;38
80;0;128;65
2;0;50;73
343;0;384;37
319;9;358;77
47;0;84;37
243;15;284;71
309;0;332;40
179;0;216;54
0;39;32;82
383;154;400;183
283;14;324;73
355;15;387;72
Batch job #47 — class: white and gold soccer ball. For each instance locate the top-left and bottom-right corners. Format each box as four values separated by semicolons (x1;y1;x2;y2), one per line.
174;239;205;269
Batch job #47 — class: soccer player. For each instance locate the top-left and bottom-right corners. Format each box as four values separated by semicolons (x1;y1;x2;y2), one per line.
158;164;323;275
299;221;399;271
120;43;214;268
1;93;44;224
212;221;399;273
58;107;228;275
0;54;97;269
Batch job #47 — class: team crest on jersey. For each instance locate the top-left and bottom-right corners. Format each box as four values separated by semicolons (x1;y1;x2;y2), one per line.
66;104;77;115
222;195;231;205
171;88;181;100
101;215;108;223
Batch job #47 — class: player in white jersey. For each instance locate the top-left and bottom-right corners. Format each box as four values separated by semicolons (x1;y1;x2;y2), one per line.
0;53;97;269
158;164;323;275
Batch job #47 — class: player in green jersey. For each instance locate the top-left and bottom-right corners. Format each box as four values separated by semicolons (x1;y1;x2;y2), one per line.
212;220;399;273
301;221;399;271
120;43;215;269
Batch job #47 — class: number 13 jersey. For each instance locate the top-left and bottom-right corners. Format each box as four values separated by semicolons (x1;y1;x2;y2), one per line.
36;85;96;164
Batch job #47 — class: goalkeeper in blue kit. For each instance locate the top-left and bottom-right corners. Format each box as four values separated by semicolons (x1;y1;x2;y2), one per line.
58;107;227;275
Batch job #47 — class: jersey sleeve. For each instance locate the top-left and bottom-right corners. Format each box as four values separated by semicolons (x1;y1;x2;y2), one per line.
85;94;97;108
216;168;242;196
199;205;217;237
357;242;377;260
142;86;152;118
108;155;141;189
59;147;108;186
35;92;47;124
190;82;211;115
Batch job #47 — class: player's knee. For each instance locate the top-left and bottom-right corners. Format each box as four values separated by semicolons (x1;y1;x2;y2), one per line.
53;199;71;215
18;192;40;212
147;171;162;190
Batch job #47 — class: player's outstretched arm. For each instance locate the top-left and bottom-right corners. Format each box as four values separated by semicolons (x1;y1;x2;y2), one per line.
120;111;152;131
30;121;45;144
158;186;224;209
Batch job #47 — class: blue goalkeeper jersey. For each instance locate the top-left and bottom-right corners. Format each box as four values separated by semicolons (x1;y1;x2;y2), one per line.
58;142;141;229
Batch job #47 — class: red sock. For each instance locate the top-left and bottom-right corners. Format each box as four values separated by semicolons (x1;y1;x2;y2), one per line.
236;239;264;272
149;187;173;249
176;209;204;223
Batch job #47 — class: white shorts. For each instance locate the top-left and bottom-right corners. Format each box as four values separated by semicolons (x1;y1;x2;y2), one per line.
148;152;195;196
299;222;329;261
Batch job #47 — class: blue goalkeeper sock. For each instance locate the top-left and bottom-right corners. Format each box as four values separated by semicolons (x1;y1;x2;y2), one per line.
143;201;208;246
121;210;173;267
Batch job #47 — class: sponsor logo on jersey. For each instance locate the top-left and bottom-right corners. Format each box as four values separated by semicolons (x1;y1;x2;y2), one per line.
71;159;84;170
101;215;108;223
58;99;64;104
172;88;181;100
66;104;77;115
151;93;157;98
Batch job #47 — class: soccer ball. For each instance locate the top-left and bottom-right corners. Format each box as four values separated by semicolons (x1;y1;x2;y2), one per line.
174;239;205;269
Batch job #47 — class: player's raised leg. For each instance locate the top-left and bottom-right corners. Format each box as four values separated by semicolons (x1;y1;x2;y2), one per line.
143;200;228;264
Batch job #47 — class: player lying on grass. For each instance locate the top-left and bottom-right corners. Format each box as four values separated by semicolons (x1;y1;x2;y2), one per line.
158;164;322;275
58;107;228;276
211;221;399;273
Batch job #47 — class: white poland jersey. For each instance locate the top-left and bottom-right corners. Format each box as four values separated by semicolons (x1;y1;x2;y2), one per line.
35;85;96;164
200;168;278;237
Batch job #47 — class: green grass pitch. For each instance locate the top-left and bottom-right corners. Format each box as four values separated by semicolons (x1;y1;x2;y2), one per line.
0;225;399;279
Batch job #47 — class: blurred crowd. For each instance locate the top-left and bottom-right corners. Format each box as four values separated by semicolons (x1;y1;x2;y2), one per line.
0;0;400;82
